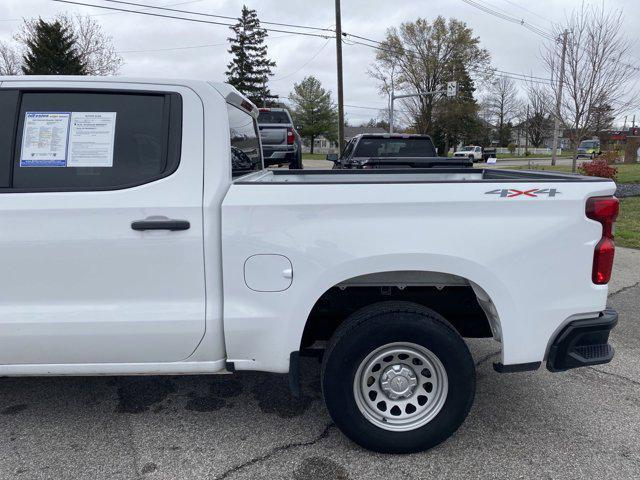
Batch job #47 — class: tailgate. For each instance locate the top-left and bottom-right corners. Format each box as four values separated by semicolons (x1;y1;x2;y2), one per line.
258;125;287;145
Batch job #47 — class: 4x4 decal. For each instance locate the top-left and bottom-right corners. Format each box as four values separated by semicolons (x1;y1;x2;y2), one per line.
485;188;560;198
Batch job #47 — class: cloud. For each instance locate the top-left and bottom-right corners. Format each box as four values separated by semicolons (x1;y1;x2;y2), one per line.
1;0;636;124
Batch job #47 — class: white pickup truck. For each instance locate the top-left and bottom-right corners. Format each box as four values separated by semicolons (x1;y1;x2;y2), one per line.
453;145;484;161
0;76;619;454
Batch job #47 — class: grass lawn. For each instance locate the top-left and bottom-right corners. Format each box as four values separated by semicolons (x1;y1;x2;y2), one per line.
449;150;576;159
302;153;328;160
501;163;640;183
617;196;640;249
495;151;576;159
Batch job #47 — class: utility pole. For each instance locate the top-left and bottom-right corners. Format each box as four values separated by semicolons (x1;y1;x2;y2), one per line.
525;104;530;156
335;0;345;152
389;66;395;133
551;29;568;167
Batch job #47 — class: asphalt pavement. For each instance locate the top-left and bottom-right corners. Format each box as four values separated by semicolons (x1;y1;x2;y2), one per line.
0;250;638;480
301;157;583;170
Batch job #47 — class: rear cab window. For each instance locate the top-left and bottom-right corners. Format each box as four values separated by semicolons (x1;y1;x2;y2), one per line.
228;103;263;177
1;89;182;191
353;137;437;158
257;110;290;124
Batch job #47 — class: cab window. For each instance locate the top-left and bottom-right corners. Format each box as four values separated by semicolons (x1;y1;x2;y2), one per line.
227;104;263;177
11;91;182;190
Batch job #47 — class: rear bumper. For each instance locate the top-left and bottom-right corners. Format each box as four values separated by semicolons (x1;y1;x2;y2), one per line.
546;309;618;372
263;146;295;165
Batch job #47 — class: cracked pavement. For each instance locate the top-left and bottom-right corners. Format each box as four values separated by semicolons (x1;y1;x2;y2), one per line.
0;250;639;479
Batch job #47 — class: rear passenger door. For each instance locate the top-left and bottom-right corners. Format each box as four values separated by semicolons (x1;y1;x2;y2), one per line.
0;85;206;365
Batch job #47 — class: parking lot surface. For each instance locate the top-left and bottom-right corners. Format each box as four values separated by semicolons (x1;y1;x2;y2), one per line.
0;251;638;480
300;157;583;170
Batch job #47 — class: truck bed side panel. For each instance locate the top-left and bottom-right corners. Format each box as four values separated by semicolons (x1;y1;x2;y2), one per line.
221;180;615;372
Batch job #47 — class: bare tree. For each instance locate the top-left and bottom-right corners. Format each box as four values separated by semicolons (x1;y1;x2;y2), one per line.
15;13;123;75
542;3;639;169
369;17;491;133
70;14;123;75
0;42;21;75
482;76;521;146
522;83;553;147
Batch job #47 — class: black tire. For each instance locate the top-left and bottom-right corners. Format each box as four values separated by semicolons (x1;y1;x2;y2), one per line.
321;301;475;453
289;149;303;169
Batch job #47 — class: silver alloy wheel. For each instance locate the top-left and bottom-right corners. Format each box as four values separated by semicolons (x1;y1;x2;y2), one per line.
353;342;448;432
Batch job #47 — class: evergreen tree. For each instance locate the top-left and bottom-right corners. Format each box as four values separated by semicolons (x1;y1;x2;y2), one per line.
226;6;276;105
430;63;481;155
22;19;86;75
289;76;338;154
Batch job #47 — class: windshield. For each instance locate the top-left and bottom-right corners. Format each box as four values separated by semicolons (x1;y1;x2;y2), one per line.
353;137;437;158
257;111;291;124
579;140;598;149
460;146;475;151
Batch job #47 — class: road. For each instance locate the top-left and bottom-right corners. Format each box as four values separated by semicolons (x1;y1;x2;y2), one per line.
1;249;638;480
301;157;585;169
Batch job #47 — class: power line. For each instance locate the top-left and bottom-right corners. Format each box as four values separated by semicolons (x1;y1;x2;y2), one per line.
51;0;561;87
1;0;203;21
118;41;227;53
500;0;556;27
460;0;555;41
343;37;554;86
337;29;553;84
51;0;335;39
461;0;640;74
101;0;335;33
272;39;330;82
272;94;402;115
117;34;295;54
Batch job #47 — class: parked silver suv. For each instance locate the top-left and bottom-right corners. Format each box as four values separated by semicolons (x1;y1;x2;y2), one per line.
257;108;303;169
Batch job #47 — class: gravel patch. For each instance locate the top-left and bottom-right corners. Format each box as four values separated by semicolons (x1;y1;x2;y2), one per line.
616;183;640;197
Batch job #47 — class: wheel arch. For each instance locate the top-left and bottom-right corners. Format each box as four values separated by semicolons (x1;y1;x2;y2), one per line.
294;254;511;353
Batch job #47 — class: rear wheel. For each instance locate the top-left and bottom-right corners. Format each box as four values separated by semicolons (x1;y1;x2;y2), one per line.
321;301;475;453
289;150;303;169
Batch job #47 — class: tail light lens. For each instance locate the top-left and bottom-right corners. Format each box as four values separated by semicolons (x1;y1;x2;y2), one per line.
286;128;295;145
586;196;619;284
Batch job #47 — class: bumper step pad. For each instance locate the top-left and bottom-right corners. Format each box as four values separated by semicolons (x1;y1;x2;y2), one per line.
571;344;613;363
547;309;618;372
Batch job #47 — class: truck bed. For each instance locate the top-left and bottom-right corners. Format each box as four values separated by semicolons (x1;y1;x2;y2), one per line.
223;166;616;373
235;168;610;184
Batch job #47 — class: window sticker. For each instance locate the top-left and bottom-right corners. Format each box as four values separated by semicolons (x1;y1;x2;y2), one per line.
68;112;117;167
20;112;71;167
20;111;117;168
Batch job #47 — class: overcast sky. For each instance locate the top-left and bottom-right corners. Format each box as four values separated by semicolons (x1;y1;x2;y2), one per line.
1;0;638;125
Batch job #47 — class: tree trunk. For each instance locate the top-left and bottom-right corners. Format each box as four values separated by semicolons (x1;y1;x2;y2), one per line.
310;135;315;154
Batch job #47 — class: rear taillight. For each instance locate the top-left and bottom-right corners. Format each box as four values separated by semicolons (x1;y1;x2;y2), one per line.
286;128;295;145
586;196;619;284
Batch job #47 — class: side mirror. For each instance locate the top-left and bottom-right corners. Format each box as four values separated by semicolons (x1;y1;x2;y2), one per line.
326;153;339;162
